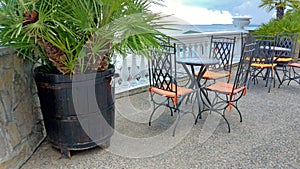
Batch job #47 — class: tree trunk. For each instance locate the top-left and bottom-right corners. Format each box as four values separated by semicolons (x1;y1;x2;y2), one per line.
276;6;285;19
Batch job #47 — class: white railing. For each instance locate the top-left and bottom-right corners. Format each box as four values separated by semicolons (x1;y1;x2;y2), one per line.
114;31;248;94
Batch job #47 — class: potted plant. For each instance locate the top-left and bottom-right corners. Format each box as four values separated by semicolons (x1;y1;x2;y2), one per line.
0;0;170;158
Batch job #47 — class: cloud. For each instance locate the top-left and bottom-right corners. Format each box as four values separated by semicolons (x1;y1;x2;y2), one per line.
151;0;233;24
151;0;274;25
183;0;243;11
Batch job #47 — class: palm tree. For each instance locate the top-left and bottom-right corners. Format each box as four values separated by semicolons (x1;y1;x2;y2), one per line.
259;0;300;19
0;0;170;74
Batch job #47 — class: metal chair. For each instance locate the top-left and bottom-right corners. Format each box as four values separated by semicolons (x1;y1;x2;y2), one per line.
148;43;198;136
201;35;236;83
194;42;254;133
279;62;300;86
275;33;298;60
275;33;298;86
248;39;276;93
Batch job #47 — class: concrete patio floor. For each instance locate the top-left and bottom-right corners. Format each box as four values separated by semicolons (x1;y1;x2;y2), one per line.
21;77;300;168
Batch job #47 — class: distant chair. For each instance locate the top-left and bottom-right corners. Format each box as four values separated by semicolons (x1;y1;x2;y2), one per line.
201;35;236;83
248;39;276;93
275;33;298;60
275;33;298;87
279;62;300;86
148;43;198;136
195;42;254;132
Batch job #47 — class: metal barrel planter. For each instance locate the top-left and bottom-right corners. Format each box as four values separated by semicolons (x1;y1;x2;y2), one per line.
34;67;115;158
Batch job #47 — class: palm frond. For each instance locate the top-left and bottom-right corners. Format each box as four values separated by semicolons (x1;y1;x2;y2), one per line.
0;0;171;74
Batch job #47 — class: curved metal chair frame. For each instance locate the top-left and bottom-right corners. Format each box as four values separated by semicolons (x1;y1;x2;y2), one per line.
195;42;254;132
275;33;298;58
148;43;198;136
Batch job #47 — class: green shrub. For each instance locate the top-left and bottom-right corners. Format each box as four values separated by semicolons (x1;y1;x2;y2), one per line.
253;9;300;40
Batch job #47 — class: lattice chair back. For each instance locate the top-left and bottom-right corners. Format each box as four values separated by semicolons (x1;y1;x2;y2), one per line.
276;33;298;58
232;42;256;94
209;35;236;72
148;43;177;101
253;39;273;64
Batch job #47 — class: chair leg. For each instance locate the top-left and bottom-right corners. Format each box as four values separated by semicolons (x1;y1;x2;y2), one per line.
275;66;283;88
195;92;202;122
265;68;274;93
195;107;209;124
224;103;243;123
273;72;276;88
215;109;231;133
268;69;272;93
287;67;292;85
222;114;231;133
149;104;162;126
248;69;259;88
167;99;174;116
195;112;201;124
148;109;155;126
170;107;174;116
247;74;252;89
265;69;270;87
195;108;231;133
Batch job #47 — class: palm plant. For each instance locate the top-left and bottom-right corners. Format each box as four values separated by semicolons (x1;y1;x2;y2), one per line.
259;0;300;19
253;8;300;36
0;0;170;74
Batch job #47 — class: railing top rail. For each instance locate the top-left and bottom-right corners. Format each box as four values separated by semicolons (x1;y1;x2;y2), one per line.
171;31;244;44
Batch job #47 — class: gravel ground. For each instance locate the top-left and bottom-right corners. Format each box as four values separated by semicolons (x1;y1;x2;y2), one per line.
21;76;300;169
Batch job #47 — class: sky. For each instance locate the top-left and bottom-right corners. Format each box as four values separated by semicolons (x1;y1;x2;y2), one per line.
151;0;275;25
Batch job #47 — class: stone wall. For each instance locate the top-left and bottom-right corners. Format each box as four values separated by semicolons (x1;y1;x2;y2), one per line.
0;47;46;169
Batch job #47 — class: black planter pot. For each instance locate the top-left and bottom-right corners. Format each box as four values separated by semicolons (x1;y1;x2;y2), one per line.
34;67;115;158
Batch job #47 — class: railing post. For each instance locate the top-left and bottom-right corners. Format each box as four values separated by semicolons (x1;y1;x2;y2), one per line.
183;45;187;58
202;40;211;58
188;43;193;57
194;43;199;57
120;57;130;87
130;53;138;86
176;44;181;58
139;56;148;84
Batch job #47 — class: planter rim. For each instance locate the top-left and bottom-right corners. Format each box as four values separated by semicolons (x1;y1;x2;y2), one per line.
34;66;115;83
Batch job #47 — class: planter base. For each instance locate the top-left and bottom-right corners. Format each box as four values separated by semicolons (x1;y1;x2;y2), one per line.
52;139;110;159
